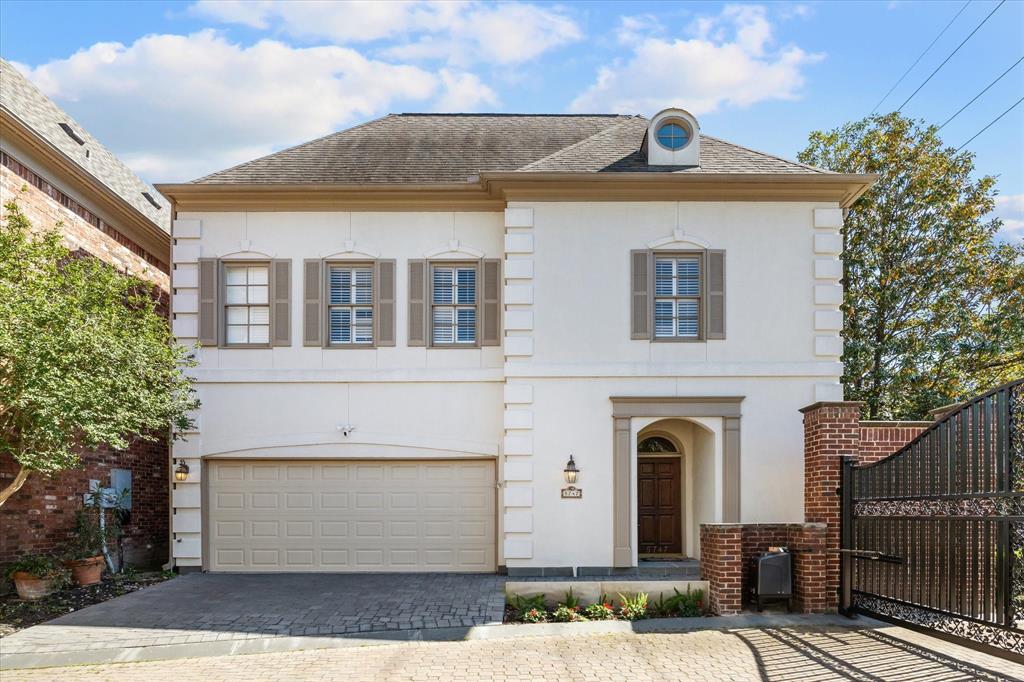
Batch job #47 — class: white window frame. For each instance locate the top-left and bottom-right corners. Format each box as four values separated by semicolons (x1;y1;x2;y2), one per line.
429;261;479;347
222;261;271;348
325;262;375;347
652;251;704;342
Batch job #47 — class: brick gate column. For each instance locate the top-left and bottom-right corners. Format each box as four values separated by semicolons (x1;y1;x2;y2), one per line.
799;401;863;611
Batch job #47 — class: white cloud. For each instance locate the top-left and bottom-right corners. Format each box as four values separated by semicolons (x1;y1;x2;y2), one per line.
13;30;447;182
193;0;581;66
434;70;499;111
993;194;1024;242
190;0;459;43
571;4;823;115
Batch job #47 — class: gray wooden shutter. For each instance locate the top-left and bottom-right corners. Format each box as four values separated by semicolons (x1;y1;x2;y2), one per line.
303;259;322;346
271;259;291;346
375;259;396;347
408;260;427;346
630;250;651;339
481;259;501;346
707;250;726;340
198;258;219;346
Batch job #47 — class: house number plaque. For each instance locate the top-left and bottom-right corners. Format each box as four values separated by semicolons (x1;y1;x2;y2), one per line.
561;486;582;499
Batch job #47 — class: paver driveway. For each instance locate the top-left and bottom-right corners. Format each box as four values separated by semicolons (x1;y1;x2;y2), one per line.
6;622;1023;681
1;572;507;659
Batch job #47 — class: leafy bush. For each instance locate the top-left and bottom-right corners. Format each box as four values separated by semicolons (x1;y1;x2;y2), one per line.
559;587;581;609
509;593;546;614
651;587;704;617
521;607;547;623
674;588;704;617
6;554;69;586
582;602;615;620
618;592;649;621
550;605;586;622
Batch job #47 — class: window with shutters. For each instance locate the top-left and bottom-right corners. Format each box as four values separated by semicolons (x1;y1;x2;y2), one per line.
653;253;702;339
430;263;477;346
224;263;270;345
326;264;373;345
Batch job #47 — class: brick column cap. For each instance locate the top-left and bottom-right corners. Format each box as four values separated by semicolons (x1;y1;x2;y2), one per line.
798;400;865;414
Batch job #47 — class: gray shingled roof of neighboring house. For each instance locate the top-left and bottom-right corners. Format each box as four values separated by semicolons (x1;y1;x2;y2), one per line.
195;113;831;185
0;59;169;232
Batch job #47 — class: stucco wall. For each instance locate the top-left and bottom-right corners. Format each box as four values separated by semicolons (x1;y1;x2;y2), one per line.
170;200;844;569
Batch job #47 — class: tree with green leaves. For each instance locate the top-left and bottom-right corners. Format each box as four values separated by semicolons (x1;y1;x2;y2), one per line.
0;200;198;506
799;113;1024;420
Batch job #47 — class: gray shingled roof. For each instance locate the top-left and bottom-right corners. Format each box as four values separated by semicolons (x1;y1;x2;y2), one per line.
0;59;169;232
196;113;828;185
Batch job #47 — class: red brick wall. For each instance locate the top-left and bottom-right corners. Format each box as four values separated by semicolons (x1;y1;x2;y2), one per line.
0;436;169;568
800;402;930;610
1;164;169;292
858;422;930;464
702;522;828;615
700;525;743;615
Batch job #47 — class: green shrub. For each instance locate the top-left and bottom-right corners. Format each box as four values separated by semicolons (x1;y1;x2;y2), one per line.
618;592;649;621
651;587;705;617
582;602;615;620
521;607;547;623
558;587;581;609
509;593;546;611
550;605;586;622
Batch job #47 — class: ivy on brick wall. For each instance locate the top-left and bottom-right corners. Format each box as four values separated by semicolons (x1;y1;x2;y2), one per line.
0;200;198;506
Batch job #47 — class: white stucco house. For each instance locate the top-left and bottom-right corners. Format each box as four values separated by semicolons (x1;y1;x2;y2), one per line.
155;109;873;575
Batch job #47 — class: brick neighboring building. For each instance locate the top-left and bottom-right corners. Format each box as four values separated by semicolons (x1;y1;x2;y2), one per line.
0;58;172;569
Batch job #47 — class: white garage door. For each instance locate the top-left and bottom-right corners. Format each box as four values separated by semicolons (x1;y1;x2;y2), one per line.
207;459;496;572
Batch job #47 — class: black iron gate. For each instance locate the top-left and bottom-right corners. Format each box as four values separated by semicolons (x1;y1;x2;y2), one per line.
840;378;1024;660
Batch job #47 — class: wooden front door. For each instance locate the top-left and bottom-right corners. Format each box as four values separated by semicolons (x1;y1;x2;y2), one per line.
638;457;682;554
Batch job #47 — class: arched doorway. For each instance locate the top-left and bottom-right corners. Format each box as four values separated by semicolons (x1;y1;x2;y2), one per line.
637;433;684;556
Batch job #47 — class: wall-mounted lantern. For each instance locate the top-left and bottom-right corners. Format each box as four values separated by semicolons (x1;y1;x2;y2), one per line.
563;455;578;484
174;459;190;482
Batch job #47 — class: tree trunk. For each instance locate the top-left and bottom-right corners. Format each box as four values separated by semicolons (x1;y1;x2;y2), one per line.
0;465;31;507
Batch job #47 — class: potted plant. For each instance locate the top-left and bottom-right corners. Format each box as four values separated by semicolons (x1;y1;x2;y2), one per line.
7;555;69;600
63;508;107;586
63;488;128;584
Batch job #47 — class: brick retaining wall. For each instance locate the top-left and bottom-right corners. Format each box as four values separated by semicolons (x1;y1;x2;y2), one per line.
701;523;827;615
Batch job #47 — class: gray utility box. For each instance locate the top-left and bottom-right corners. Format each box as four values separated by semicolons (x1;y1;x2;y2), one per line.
749;548;792;612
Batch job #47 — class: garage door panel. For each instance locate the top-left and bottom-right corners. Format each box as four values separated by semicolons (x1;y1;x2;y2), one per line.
208;459;495;572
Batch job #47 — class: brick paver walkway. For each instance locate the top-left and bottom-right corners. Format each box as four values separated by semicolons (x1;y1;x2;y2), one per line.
1;573;509;656
6;624;1023;682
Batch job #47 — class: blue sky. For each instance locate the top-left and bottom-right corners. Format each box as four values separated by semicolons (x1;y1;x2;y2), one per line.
2;0;1022;239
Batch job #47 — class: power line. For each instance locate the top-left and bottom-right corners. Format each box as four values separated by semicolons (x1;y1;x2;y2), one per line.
896;0;1006;113
870;0;971;114
939;55;1024;129
955;95;1024;151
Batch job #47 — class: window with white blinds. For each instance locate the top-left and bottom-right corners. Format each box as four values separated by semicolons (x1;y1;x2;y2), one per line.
431;265;476;345
224;264;270;345
654;256;701;339
327;265;373;345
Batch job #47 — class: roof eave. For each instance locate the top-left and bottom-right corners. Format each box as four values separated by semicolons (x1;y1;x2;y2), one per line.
155;181;505;212
0;108;170;250
480;171;877;208
156;171;878;211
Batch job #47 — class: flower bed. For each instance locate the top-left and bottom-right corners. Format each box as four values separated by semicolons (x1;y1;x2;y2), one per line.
504;587;705;624
0;570;174;637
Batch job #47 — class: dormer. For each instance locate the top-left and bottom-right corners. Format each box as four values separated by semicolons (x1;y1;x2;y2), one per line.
646;108;700;167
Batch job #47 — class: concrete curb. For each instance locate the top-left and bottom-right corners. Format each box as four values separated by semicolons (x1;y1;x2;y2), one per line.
0;613;870;670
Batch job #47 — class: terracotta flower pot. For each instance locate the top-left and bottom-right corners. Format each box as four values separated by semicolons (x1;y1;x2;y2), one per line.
64;556;105;586
11;571;57;601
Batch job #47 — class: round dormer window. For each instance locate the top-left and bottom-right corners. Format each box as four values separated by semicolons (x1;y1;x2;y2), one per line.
655;121;691;150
